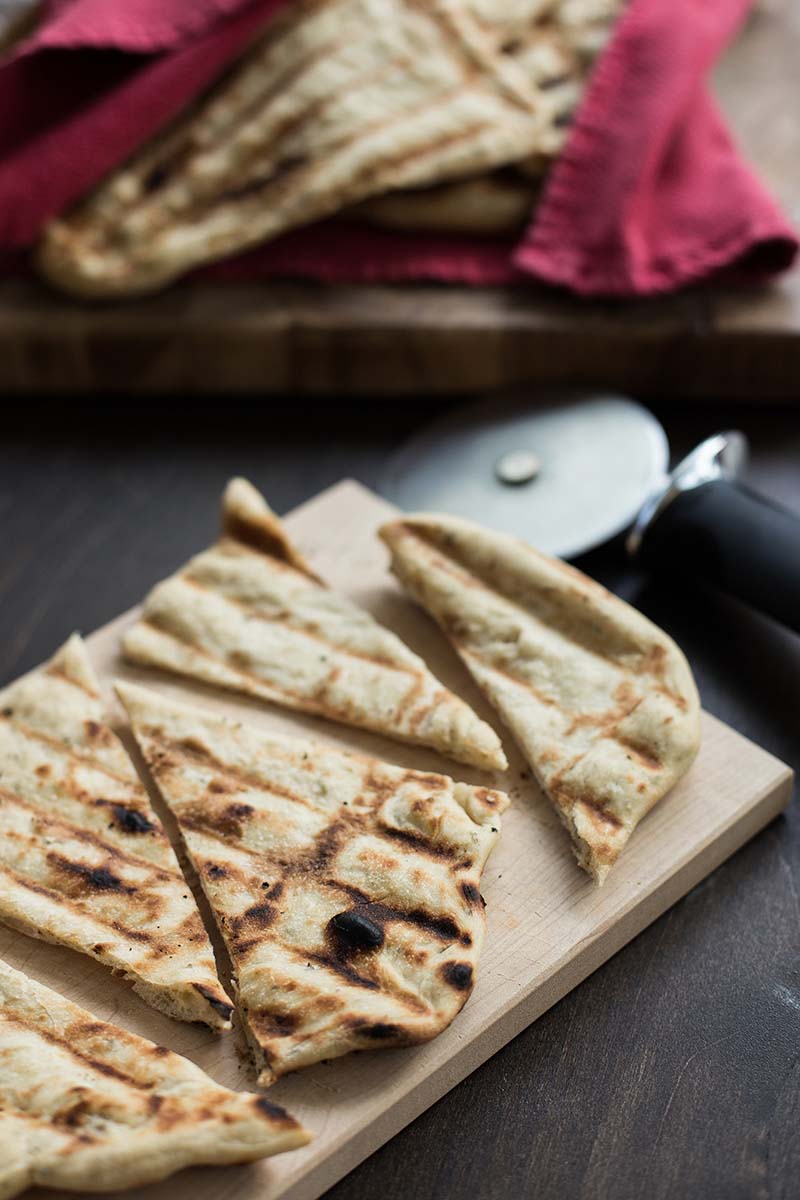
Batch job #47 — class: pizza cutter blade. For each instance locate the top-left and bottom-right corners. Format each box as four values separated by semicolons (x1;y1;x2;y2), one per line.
381;391;668;560
381;395;800;633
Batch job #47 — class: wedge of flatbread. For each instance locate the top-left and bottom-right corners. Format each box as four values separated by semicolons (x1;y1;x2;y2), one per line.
0;634;233;1028
117;682;509;1082
380;514;700;884
0;958;309;1199
122;478;506;773
37;0;554;297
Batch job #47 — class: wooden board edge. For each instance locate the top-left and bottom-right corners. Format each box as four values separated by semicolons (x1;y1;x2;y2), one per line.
281;765;792;1200
2;279;800;400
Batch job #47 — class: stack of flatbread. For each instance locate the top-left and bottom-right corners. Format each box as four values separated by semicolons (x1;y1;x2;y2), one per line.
36;0;623;296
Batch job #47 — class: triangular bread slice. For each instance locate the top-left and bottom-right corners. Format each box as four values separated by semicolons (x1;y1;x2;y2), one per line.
122;478;506;773
116;681;509;1083
0;635;233;1028
379;514;701;884
0;958;309;1199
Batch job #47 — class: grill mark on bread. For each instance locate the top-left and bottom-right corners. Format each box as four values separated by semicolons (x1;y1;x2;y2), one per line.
137;614;357;723
253;1095;297;1126
394;525;635;669
107;803;159;834
0;862;190;959
47;854;137;896
378;823;467;864
189;51;428;211
142;11;375;213
44;662;100;699
2;1013;157;1090
121;682;508;1079
0;713;142;788
180;569;420;675
462;645;566;710
306;951;379;990
608;731;664;772
339;900;468;946
149;733;321;814
0;787;183;881
191;982;235;1023
556;789;624;830
184;110;498;232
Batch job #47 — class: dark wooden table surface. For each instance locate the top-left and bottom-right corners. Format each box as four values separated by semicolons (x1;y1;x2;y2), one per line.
1;398;798;1200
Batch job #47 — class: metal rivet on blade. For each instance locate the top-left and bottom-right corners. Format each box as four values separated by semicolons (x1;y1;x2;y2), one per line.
495;449;541;486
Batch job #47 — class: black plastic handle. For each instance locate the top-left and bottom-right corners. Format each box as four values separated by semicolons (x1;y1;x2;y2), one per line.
637;479;800;633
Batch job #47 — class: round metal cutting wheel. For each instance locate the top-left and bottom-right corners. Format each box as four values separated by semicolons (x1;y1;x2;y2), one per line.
381;392;668;560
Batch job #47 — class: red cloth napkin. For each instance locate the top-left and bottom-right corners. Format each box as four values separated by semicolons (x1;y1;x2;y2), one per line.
0;0;795;295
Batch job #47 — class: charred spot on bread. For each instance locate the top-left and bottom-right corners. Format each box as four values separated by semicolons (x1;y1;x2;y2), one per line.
191;982;233;1023
111;804;157;834
441;962;473;991
329;909;385;950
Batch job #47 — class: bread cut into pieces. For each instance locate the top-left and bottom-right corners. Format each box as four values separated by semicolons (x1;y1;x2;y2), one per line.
0;957;310;1199
117;682;509;1083
37;0;552;297
380;514;700;884
122;478;506;773
0;634;233;1028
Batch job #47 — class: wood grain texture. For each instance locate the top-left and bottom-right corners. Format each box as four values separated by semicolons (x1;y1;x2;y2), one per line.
0;3;798;397
0;479;791;1200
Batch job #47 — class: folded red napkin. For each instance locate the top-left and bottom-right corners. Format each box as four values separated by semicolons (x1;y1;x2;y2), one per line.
0;0;795;295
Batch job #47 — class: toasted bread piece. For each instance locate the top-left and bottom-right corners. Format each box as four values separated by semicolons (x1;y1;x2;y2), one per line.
118;682;509;1082
0;635;232;1028
380;513;700;884
122;479;506;773
0;957;309;1199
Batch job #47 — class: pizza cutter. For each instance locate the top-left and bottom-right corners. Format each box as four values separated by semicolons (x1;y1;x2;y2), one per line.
381;392;800;634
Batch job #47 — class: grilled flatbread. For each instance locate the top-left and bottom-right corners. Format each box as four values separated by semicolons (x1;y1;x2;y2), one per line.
117;682;509;1083
0;634;233;1028
380;514;700;884
122;478;506;773
479;0;623;163
353;0;623;233
351;172;539;235
0;958;309;1199
37;0;552;297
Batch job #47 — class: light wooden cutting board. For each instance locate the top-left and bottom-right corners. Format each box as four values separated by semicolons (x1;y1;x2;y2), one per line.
3;480;792;1200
